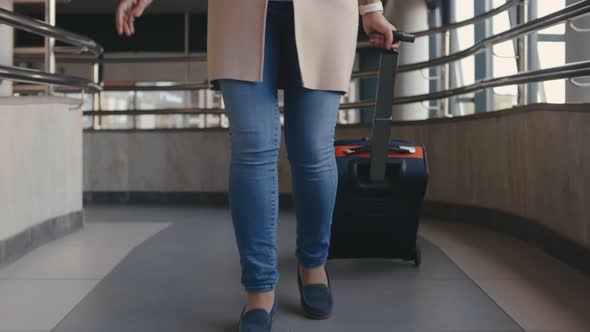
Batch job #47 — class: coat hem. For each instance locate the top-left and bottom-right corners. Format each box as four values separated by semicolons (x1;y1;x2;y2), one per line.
207;77;348;95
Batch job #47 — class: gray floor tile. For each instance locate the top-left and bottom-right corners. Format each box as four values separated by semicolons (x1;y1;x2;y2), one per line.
316;244;468;281
52;207;522;332
420;219;589;281
0;279;98;331
0;245;132;280
274;278;522;332
0;222;170;280
421;219;590;332
439;245;588;281
477;278;590;332
420;220;530;250
84;206;229;224
53;222;171;249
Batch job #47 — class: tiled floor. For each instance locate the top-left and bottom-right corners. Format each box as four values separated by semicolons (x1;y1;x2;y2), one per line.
0;218;170;332
0;222;170;280
0;206;589;332
50;207;520;332
420;220;590;332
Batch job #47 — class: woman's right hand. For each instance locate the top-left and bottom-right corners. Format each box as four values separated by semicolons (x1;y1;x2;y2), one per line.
116;0;153;36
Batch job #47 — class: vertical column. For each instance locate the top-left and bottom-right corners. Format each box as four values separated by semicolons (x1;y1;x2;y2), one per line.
565;0;590;103
447;0;462;116
428;2;442;118
509;0;539;103
45;0;56;94
526;0;539;104
0;0;13;96
516;0;528;105
474;0;493;113
384;0;430;120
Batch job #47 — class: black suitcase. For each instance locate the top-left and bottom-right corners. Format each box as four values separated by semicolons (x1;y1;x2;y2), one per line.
328;32;428;266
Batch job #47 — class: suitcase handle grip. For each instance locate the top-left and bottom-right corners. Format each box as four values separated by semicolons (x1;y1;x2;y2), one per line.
370;31;416;45
350;158;406;192
393;31;416;43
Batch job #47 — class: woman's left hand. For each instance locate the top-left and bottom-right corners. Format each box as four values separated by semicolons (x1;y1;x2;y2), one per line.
362;12;400;50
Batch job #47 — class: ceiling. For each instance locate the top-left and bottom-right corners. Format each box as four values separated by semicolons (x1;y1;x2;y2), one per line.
16;0;208;14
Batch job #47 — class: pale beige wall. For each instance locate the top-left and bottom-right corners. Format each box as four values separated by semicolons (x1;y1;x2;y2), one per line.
0;97;82;239
0;0;13;96
84;130;289;192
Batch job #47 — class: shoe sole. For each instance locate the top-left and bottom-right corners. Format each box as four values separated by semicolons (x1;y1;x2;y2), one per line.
297;265;332;320
236;309;279;332
300;300;331;320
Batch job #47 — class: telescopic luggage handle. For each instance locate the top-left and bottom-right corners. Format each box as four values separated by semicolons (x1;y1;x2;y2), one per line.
368;31;415;183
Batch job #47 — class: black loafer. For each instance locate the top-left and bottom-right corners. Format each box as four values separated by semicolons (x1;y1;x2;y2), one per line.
297;265;333;319
237;297;279;332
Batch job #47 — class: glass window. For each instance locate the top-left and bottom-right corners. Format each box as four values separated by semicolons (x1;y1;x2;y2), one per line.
538;0;566;34
452;0;475;85
455;26;475;86
492;1;518;100
538;42;566;103
537;1;566;104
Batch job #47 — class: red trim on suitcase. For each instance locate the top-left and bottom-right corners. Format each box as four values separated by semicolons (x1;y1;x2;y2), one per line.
334;145;424;159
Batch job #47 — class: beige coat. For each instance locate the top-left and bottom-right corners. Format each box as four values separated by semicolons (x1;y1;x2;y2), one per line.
207;0;359;93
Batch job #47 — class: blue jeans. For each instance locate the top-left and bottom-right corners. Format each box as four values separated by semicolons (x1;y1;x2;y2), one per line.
219;2;341;293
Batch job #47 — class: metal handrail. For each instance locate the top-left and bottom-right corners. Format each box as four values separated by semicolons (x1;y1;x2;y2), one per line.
13;52;209;64
11;81;212;94
392;60;590;105
0;64;102;93
569;76;590;87
412;0;519;37
14;46;103;57
80;60;590;116
103;81;210;92
568;12;590;32
88;60;590;115
84;108;225;116
88;54;207;64
398;0;590;73
0;7;103;56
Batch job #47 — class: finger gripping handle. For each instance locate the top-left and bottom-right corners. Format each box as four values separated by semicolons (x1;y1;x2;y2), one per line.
393;31;416;43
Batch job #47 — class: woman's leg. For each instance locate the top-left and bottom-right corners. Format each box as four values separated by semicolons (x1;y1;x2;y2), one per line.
218;4;281;301
283;88;341;274
282;88;341;273
279;7;342;278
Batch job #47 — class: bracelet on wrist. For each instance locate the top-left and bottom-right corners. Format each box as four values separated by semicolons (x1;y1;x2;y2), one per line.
359;1;384;16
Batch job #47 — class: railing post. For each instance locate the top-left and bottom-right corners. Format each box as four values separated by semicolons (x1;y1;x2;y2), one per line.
439;30;449;118
44;0;56;95
516;0;528;105
91;62;101;129
527;0;539;104
474;0;494;113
